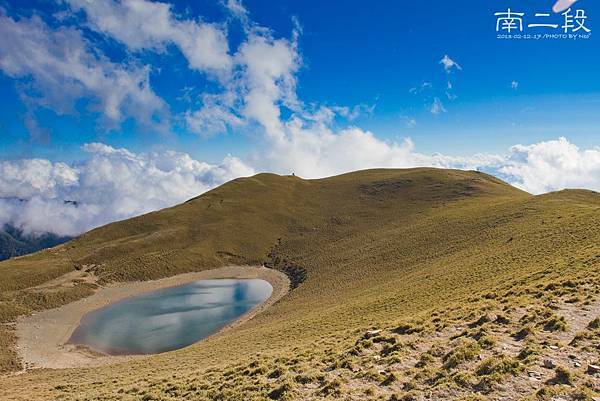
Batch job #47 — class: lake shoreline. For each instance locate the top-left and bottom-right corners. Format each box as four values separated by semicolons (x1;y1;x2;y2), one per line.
15;265;290;370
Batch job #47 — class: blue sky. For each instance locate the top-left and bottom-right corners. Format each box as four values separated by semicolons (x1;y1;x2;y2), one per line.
0;0;599;236
1;0;598;161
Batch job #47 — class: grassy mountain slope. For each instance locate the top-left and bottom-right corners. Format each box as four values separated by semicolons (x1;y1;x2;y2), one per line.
0;168;599;400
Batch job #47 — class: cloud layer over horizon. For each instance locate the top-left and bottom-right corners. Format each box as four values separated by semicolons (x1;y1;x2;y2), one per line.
1;137;598;237
0;143;253;236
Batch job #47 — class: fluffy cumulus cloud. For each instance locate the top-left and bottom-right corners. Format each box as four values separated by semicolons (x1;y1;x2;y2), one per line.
62;0;305;138
0;144;254;236
65;0;233;76
0;11;167;130
0;0;237;135
499;137;600;194
256;129;600;194
256;120;501;179
262;125;600;195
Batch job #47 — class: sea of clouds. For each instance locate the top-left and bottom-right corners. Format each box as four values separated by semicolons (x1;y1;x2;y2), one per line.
1;137;598;237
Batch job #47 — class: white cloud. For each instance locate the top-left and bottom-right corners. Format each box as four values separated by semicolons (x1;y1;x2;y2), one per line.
64;0;306;140
2;136;598;237
250;111;504;179
499;137;600;194
0;144;254;236
511;80;519;90
222;0;249;22
0;12;167;130
400;116;417;128
58;0;374;147
184;92;244;136
409;81;432;94
236;32;301;141
65;0;232;77
445;92;458;100
440;54;462;73
430;97;447;114
257;130;600;195
331;104;375;121
0;159;78;199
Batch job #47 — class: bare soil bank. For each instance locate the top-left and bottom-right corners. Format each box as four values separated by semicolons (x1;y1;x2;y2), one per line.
16;265;289;370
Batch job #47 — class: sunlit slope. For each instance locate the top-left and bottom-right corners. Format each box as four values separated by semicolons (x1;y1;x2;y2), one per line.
1;168;524;290
1;168;599;400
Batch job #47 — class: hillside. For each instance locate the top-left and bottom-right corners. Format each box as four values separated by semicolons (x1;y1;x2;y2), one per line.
0;225;71;261
0;168;599;401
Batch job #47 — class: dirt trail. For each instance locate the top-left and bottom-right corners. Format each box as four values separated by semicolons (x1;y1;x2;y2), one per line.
28;269;99;293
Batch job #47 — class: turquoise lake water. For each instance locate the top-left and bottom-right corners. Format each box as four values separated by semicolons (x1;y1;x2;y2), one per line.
69;279;273;355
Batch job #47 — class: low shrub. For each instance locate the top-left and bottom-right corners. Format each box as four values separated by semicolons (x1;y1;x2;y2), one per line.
587;317;600;330
549;366;574;385
443;340;481;369
476;355;522;376
512;325;534;340
542;315;568;332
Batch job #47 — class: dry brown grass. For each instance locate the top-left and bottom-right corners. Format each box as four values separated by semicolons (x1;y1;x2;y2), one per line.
0;168;599;400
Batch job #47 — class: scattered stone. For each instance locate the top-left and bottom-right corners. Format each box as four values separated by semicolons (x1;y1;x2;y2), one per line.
528;371;541;378
547;302;560;310
543;359;556;369
548;345;559;350
568;354;577;360
587;364;600;374
364;329;382;339
495;315;511;325
469;314;494;328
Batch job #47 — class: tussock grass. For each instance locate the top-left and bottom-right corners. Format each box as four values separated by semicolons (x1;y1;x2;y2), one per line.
549;366;575;385
476;355;522;376
587;317;600;330
443;340;481;369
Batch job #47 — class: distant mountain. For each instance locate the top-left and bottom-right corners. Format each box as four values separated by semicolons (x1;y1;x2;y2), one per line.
0;225;72;261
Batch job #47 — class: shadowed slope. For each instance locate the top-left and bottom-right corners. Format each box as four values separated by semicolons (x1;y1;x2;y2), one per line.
0;225;71;262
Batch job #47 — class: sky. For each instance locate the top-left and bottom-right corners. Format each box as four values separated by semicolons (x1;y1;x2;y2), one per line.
0;0;599;237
